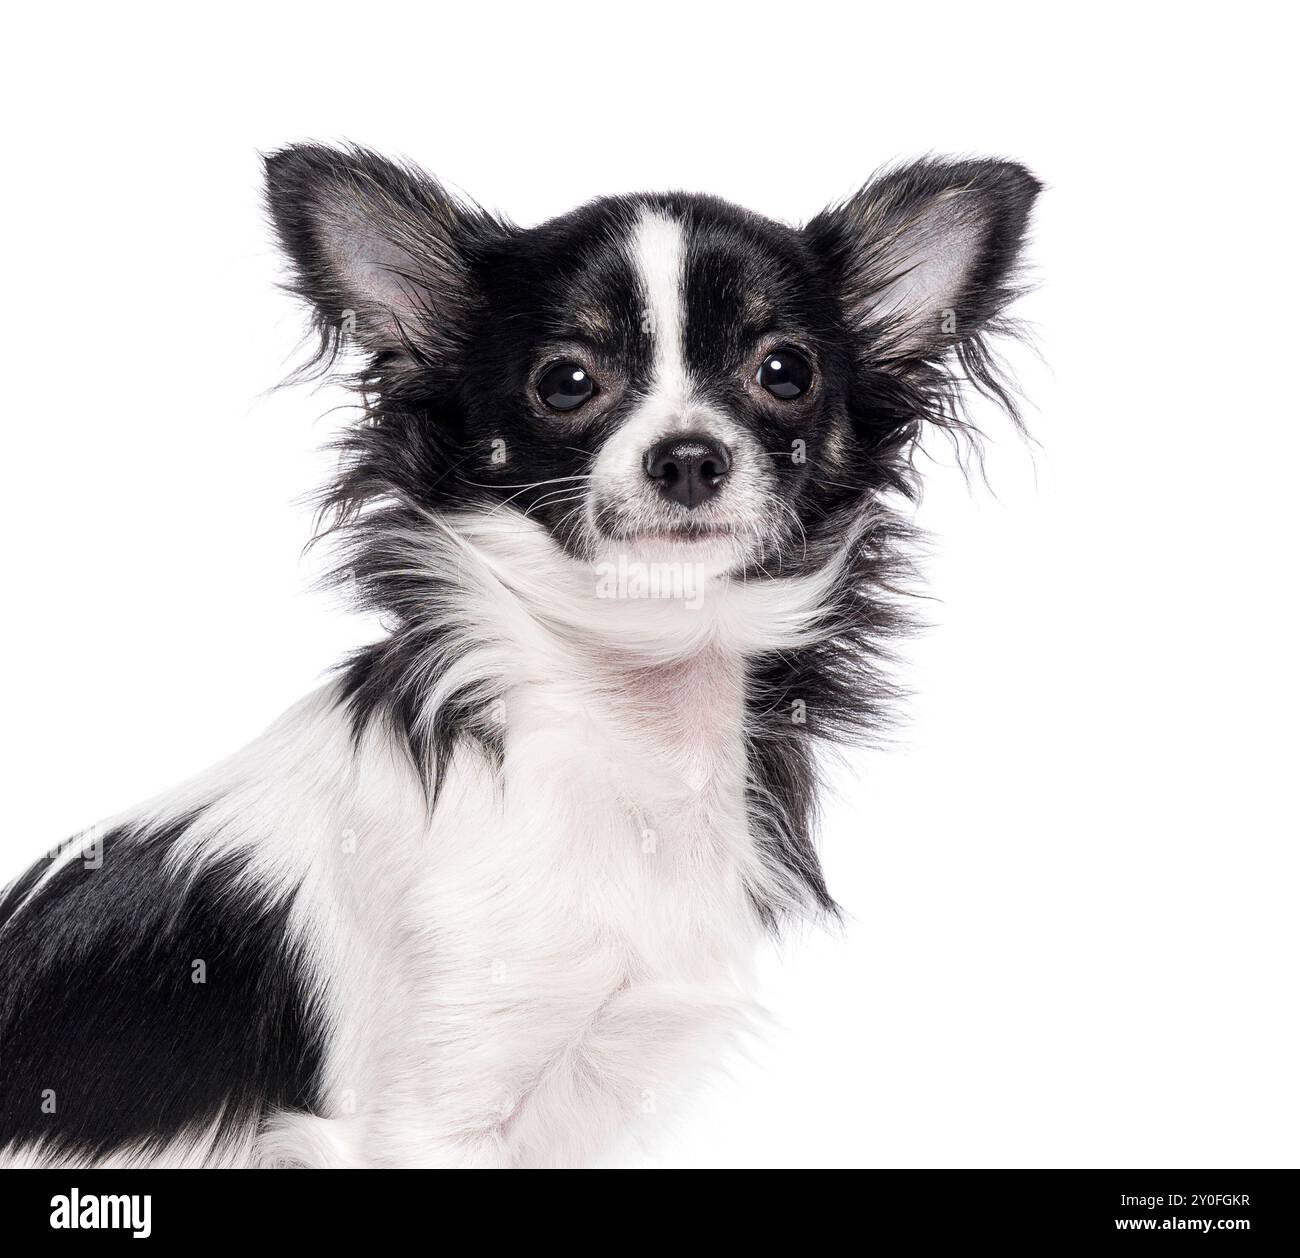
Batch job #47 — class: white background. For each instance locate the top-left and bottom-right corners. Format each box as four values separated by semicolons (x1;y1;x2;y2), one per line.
3;4;1295;1167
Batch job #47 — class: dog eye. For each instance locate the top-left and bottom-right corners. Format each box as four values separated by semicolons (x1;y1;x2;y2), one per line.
757;348;812;400
538;361;596;411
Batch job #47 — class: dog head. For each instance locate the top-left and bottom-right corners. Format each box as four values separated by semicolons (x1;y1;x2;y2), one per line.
266;145;1038;585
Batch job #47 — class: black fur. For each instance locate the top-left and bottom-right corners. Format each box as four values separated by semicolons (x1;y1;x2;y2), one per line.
263;144;1039;921
0;147;1038;1164
0;817;325;1161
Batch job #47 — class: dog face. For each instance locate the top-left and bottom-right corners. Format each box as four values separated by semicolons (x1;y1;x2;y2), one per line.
467;196;841;577
266;147;1038;579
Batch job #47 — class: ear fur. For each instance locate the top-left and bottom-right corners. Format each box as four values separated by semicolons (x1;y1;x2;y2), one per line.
264;143;499;370
806;157;1040;368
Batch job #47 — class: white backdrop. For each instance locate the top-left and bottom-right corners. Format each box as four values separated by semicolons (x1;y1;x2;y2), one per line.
3;3;1295;1167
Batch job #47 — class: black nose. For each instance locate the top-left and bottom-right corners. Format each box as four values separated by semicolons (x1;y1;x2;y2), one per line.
643;434;732;509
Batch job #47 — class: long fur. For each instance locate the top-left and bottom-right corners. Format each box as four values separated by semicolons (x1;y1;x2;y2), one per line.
0;146;1039;1167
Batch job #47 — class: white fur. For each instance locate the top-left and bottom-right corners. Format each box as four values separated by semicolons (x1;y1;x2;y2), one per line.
4;506;853;1168
586;209;777;571
634;208;689;400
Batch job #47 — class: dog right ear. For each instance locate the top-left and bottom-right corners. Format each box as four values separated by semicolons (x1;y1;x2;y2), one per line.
805;158;1040;371
264;144;495;367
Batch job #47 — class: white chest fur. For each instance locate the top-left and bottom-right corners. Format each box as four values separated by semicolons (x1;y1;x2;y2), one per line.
323;513;847;1166
364;637;767;1166
129;513;844;1168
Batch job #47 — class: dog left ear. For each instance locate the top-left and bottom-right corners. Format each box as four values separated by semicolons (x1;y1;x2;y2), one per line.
805;158;1041;369
264;143;496;367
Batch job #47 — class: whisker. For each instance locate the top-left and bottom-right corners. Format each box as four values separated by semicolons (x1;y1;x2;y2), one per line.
475;476;593;517
458;474;593;490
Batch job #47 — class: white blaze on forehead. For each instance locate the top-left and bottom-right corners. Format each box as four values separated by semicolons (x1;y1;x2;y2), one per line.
630;208;689;399
584;204;771;560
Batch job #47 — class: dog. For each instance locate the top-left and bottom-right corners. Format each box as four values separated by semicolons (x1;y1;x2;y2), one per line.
0;145;1039;1167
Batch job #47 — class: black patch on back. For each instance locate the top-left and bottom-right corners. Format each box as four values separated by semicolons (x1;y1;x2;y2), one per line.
0;848;57;933
0;816;325;1161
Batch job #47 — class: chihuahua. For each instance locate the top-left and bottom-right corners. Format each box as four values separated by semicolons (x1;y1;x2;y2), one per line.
0;146;1038;1167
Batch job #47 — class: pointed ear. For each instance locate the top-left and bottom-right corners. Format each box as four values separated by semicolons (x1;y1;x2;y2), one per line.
264;144;492;366
805;158;1040;368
